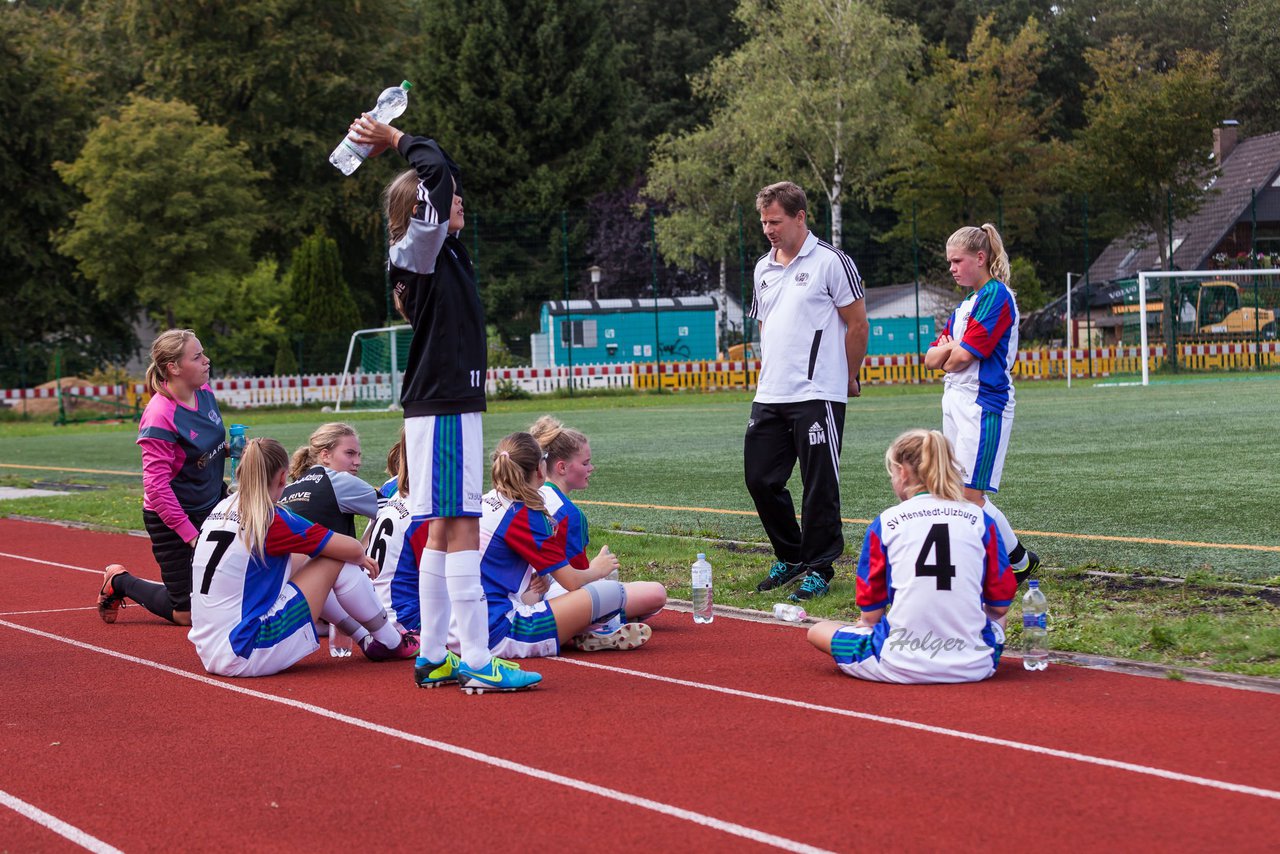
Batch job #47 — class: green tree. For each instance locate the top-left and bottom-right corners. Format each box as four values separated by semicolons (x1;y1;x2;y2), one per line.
1072;39;1225;272
55;95;266;328
891;17;1061;247
0;4;134;385
285;230;359;372
1009;256;1047;312
658;0;922;253
1224;0;1280;134
172;260;289;376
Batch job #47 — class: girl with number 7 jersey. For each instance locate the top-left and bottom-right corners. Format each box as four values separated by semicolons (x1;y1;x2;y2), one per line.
187;438;417;677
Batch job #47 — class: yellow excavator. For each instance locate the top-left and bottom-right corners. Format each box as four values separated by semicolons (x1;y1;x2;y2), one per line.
1179;280;1276;341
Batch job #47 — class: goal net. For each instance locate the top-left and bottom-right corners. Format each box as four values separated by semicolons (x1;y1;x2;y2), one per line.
334;325;412;411
1134;268;1280;384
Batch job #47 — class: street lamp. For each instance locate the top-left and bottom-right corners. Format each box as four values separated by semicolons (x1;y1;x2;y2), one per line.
588;265;602;301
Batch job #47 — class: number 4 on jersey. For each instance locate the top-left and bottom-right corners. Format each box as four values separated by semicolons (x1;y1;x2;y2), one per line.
915;523;957;590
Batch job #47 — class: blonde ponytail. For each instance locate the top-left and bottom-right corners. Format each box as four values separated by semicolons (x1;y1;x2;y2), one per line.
386;427;409;498
528;415;588;465
946;224;1012;289
885;429;965;502
491;432;547;513
235;438;289;558
144;329;197;398
289;422;358;481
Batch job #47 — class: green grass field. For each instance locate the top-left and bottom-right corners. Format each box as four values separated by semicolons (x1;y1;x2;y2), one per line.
3;376;1279;675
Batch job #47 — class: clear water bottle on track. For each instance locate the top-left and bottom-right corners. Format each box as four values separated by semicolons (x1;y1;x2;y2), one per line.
691;553;713;623
1022;580;1048;671
329;80;412;175
329;622;353;658
773;603;807;622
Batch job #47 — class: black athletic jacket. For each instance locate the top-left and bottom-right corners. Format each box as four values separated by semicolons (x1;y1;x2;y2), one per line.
389;134;487;417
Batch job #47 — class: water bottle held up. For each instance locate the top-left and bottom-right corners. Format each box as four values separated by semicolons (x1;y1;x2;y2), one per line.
691;553;713;623
1021;580;1049;671
330;80;412;176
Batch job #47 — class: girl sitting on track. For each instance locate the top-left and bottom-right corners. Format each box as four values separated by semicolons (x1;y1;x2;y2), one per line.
188;438;418;677
99;329;227;627
529;415;657;651
366;430;427;632
807;429;1016;684
279;422;378;540
431;432;667;692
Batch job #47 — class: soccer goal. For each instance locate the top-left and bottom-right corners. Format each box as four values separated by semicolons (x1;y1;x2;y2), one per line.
334;325;411;411
1136;268;1280;385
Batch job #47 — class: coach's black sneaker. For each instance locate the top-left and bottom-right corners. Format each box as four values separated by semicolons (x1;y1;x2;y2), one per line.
789;570;831;602
1013;551;1040;585
755;560;806;592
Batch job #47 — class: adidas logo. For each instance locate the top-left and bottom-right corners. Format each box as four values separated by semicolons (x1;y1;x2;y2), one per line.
189;430;199;440
808;422;826;446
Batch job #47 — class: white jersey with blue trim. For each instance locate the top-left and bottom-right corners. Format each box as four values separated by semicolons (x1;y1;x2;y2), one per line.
939;279;1020;415
855;493;1016;683
366;477;425;630
188;495;331;668
478;489;568;645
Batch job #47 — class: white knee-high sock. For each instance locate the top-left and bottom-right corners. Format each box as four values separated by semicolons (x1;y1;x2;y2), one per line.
445;549;491;669
329;563;400;648
418;548;449;663
320;591;369;644
982;499;1027;570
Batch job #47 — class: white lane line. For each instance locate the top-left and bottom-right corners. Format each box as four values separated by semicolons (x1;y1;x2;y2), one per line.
0;620;832;854
0;606;96;616
549;657;1280;802
0;552;102;575
0;787;124;854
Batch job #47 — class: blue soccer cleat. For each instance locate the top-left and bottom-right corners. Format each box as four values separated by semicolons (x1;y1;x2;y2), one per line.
414;651;461;688
456;657;541;694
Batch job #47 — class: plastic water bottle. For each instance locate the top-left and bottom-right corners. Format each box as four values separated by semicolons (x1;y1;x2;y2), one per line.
691;553;713;623
329;622;353;658
773;603;807;622
227;424;247;488
329;80;412;175
1021;580;1049;671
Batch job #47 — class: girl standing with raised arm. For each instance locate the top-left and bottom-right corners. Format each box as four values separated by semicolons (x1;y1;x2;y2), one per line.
352;114;538;692
808;430;1015;684
923;224;1037;583
98;330;226;627
188;438;414;677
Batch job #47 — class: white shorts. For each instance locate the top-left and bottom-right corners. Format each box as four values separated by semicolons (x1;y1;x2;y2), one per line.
942;390;1012;493
405;413;484;518
451;601;560;660
199;584;319;678
832;621;1005;684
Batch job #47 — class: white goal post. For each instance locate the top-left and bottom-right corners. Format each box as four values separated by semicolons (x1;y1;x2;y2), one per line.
1137;269;1277;386
334;324;411;412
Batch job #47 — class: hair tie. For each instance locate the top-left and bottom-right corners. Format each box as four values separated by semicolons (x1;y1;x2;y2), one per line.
498;450;510;458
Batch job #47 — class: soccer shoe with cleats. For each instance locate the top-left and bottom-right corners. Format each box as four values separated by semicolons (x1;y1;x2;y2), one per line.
789;570;831;601
1013;551;1040;585
97;564;127;624
457;657;542;694
574;622;651;652
361;630;421;662
755;560;806;592
414;651;461;688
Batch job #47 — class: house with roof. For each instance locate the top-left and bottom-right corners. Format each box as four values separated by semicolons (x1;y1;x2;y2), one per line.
1037;124;1280;345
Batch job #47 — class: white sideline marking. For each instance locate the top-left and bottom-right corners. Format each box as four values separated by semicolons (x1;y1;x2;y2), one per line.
0;620;832;854
0;787;124;854
0;552;102;575
549;657;1280;801
0;606;96;616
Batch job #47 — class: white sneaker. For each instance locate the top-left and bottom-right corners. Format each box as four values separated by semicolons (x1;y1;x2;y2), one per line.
574;622;651;652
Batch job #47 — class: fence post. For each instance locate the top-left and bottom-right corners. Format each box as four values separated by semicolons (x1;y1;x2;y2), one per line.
561;210;573;396
649;207;662;392
1083;195;1094;378
912;198;922;383
737;203;748;349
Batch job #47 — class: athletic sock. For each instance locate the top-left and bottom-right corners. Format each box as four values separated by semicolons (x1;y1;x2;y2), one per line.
445;549;491;670
982;499;1028;570
329;563;401;648
113;572;175;623
319;591;370;643
418;548;449;664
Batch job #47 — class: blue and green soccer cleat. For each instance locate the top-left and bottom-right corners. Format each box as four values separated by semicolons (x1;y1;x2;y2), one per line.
414;651;461;688
456;657;542;694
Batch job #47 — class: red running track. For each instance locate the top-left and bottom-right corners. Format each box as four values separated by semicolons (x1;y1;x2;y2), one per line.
1;518;1277;852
